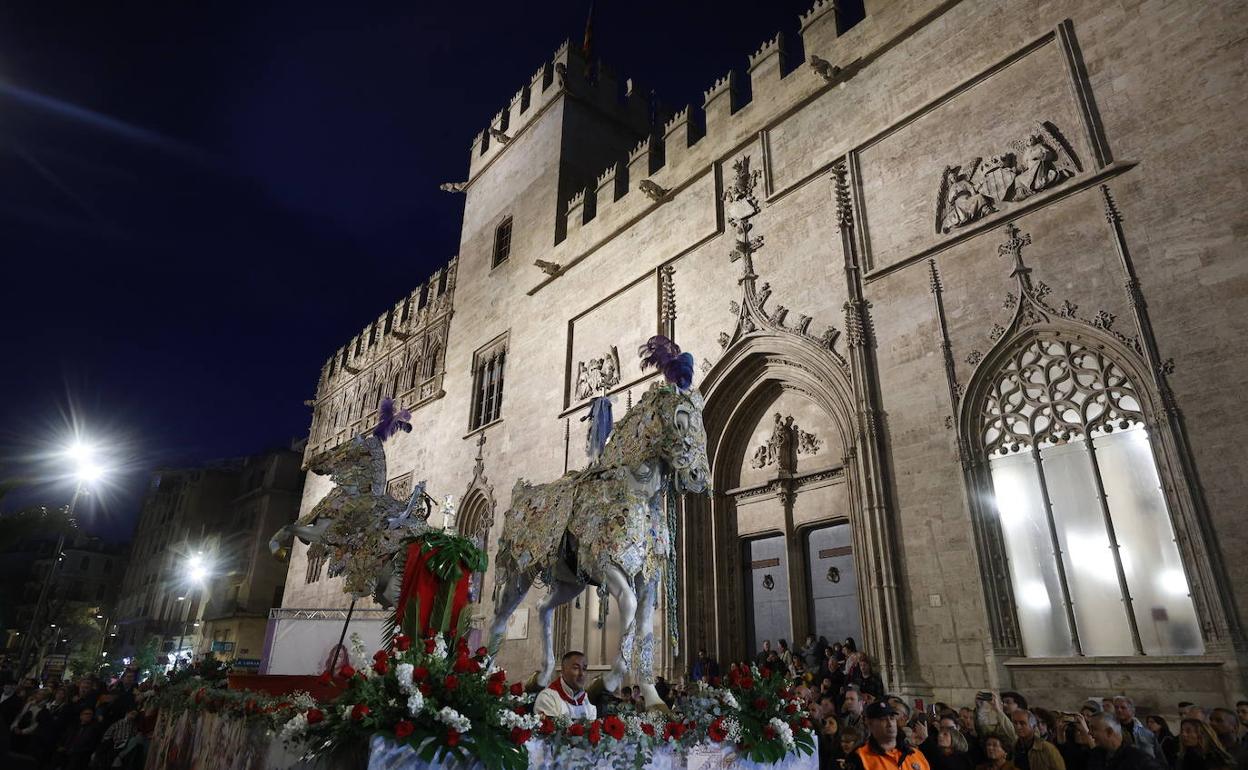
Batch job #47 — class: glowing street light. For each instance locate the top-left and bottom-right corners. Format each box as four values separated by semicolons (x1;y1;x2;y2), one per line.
19;435;111;673
188;553;211;584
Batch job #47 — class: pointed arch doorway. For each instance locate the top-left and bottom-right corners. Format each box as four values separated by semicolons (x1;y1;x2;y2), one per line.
681;334;882;671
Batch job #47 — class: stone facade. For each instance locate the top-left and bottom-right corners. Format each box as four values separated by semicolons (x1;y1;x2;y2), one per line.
281;0;1248;711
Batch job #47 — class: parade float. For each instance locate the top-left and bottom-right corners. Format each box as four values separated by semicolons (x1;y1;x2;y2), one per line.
145;340;817;770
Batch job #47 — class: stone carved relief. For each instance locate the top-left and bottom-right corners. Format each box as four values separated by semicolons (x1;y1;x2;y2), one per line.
971;223;1141;360
748;413;822;472
386;472;414;503
935;122;1080;234
708;156;849;374
574;345;621;400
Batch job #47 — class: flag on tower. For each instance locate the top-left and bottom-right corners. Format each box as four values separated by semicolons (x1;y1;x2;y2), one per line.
582;1;595;80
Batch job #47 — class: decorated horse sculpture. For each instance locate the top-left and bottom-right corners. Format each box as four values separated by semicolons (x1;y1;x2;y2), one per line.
489;336;710;710
269;400;434;608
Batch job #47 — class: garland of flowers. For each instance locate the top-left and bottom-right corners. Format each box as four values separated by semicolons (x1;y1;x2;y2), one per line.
272;634;813;770
152;638;814;769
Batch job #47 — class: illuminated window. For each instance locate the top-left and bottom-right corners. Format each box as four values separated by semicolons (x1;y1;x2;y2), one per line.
982;334;1201;657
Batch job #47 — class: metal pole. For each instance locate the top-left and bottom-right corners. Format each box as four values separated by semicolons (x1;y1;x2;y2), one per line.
327;599;357;676
20;483;81;676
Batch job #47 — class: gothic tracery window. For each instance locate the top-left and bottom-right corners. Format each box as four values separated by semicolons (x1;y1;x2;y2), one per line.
980;331;1201;657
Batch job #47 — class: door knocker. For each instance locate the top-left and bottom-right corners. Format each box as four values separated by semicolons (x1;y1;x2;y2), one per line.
762;574;775;591
827;566;841;584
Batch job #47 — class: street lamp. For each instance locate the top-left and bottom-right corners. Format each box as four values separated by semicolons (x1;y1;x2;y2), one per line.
19;439;108;676
174;552;212;669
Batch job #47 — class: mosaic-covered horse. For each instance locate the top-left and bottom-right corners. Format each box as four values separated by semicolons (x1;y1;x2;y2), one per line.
489;340;710;710
269;403;431;608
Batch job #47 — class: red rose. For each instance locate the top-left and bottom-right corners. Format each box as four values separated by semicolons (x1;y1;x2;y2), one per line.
453;654;480;674
510;682;524;697
456;638;469;654
419;682;432;696
510;727;532;745
740;677;754;690
446;728;460;747
603;715;626;740
761;667;772;679
567;723;585;737
317;671;332;686
444;674;459;691
641;723;655;737
663;721;686;740
412;666;429;682
785;703;797;714
394;634;411;651
709;676;722;687
588;720;602;746
514;706;527;716
708;717;728;743
394;720;414;739
306;708;324;725
339;665;356;678
487;681;505;697
763;724;778;740
373;658;389;676
753;697;769;711
424;638;437;654
488;669;507;683
800;718;813;729
373;649;388;663
351;703;370;721
476;646;489;658
539;717;556;735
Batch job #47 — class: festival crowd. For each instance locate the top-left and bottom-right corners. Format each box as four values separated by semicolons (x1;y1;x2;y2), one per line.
0;665;156;770
679;636;1248;770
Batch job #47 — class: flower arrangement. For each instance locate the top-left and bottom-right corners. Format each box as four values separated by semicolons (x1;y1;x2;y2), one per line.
281;631;533;770
158;647;813;770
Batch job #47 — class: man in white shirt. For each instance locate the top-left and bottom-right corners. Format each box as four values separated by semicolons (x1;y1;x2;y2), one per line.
534;651;597;721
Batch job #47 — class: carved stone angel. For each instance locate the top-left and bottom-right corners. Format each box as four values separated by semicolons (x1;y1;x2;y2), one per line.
938;159;995;233
1014;133;1071;198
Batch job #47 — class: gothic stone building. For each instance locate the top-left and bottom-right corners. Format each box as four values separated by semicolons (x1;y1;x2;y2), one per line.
282;0;1248;708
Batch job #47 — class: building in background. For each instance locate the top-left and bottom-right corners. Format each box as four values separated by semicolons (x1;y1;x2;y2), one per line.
198;447;304;670
112;445;304;670
1;532;125;680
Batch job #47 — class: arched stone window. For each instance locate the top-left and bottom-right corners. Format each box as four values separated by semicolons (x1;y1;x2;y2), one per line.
457;491;493;546
975;328;1201;657
422;341;442;380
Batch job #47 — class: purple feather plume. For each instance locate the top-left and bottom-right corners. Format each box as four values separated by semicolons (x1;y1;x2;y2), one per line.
373;398;413;441
638;335;694;389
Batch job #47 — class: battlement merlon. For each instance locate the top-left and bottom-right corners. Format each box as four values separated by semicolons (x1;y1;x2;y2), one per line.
465;39;659;184
531;0;946;294
315;256;459;395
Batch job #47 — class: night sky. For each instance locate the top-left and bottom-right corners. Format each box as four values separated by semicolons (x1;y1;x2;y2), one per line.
0;0;813;538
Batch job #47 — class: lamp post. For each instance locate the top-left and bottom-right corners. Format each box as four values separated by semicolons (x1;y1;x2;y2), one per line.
173;552;211;669
20;441;106;677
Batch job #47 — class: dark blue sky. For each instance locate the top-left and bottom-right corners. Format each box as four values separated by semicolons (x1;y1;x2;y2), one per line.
0;0;816;537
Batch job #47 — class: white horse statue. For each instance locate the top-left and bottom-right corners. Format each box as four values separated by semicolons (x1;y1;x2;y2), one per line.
489;337;710;710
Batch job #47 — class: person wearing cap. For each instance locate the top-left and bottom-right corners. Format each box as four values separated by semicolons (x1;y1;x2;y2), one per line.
846;701;932;770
